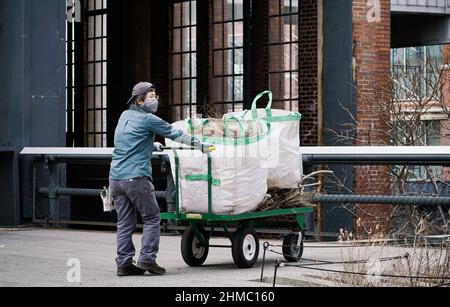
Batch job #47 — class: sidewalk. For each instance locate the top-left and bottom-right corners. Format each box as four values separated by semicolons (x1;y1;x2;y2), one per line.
0;228;403;287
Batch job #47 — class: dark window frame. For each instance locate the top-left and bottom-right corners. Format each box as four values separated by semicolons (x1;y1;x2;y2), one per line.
211;0;246;115
66;20;76;147
170;0;198;122
66;1;86;148
84;0;108;147
268;0;299;111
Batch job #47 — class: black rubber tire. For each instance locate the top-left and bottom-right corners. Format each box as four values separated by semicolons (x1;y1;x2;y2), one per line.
181;226;209;267
232;226;260;269
282;234;304;262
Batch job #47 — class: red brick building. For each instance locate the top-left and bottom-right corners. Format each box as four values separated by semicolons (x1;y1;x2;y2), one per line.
2;0;449;231
62;0;411;234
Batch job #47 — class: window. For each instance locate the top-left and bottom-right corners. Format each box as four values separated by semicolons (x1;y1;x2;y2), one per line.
394;120;443;180
212;0;244;116
391;46;443;101
85;0;108;147
268;0;299;111
66;21;76;147
171;0;197;121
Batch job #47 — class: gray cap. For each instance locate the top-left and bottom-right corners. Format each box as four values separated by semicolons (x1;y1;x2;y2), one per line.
126;82;156;105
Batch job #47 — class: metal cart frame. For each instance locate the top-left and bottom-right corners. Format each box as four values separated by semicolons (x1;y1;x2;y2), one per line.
160;149;313;269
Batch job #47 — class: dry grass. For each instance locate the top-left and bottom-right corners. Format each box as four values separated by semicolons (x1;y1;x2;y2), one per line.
334;233;450;287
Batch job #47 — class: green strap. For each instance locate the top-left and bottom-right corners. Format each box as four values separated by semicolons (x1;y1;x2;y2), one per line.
195;131;270;146
237;110;267;135
207;155;213;216
266;112;302;123
251;90;273;120
224;115;245;138
172;149;181;215
187;118;210;134
187;118;195;133
186;115;272;146
185;174;221;186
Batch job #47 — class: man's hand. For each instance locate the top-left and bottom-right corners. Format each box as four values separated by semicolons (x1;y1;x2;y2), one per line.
154;142;165;152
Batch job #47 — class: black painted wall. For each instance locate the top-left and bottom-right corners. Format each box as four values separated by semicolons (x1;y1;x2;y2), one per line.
0;0;66;223
322;0;356;233
0;0;359;229
392;14;450;48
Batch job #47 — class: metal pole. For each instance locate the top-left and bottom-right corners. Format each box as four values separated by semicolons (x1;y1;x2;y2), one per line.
38;187;103;197
312;194;450;206
260;242;269;283
303;154;450;166
38;187;167;199
273;260;280;288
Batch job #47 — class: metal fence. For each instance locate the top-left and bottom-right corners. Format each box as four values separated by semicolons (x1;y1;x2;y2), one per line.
31;155;171;228
304;163;450;236
22;147;450;238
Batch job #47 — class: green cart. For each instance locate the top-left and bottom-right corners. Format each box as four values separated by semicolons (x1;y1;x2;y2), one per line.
160;149;313;269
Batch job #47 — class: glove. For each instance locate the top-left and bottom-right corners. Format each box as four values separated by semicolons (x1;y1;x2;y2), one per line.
200;143;216;154
154;142;164;152
189;137;215;154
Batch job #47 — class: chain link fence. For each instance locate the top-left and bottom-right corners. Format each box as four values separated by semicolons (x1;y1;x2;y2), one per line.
32;156;170;227
29;153;450;239
302;163;450;239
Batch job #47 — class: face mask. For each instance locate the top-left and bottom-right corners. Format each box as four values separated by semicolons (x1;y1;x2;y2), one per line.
141;97;159;114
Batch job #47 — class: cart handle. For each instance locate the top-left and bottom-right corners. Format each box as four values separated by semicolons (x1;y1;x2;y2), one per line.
161;146;217;152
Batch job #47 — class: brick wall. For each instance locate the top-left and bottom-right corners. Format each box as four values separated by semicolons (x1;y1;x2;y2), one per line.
441;44;450;148
439;44;450;181
299;0;319;146
352;0;392;235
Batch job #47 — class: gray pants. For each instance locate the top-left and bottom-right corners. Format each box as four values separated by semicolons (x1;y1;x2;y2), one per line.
109;177;161;268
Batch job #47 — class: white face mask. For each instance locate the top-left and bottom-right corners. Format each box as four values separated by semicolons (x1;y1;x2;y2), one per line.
142;97;159;114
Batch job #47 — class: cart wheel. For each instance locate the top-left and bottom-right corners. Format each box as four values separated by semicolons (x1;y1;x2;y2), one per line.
181;226;209;267
282;234;304;262
232;226;260;269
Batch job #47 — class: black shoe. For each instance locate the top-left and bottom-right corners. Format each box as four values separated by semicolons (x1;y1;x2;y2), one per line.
137;262;167;275
117;264;146;277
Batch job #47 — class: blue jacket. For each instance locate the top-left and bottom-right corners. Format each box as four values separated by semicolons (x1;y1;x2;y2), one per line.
109;106;196;180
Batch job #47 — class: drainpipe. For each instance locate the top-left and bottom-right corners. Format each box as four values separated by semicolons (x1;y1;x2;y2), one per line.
316;0;325;241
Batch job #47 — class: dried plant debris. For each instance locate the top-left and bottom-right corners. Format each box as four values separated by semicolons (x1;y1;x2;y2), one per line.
256;189;316;212
189;118;266;139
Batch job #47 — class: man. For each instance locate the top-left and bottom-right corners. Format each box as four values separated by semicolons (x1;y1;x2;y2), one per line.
109;82;212;277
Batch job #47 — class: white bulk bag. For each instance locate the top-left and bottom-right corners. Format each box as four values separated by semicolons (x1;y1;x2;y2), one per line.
224;91;303;189
165;118;270;215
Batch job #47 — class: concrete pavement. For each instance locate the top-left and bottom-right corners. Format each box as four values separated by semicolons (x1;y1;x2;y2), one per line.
0;228;412;287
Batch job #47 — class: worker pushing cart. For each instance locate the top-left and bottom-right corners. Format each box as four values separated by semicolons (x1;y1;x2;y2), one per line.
109;82;214;277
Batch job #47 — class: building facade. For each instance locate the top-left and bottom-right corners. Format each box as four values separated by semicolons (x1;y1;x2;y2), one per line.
1;0;449;233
